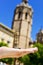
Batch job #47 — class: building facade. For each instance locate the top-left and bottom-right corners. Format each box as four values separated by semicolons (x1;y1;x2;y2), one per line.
0;23;14;48
12;0;33;48
0;0;33;49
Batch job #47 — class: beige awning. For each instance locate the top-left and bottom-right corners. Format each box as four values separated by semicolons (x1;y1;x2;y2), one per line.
0;47;38;59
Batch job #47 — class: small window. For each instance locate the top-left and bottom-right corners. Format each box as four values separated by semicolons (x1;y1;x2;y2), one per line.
25;13;28;19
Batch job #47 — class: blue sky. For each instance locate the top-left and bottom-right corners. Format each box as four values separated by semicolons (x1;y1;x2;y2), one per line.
0;0;43;41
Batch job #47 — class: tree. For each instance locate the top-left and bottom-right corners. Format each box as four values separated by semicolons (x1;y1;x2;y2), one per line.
0;41;8;47
29;43;43;65
18;43;43;65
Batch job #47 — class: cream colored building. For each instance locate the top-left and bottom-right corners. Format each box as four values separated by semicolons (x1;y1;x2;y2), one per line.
0;23;14;47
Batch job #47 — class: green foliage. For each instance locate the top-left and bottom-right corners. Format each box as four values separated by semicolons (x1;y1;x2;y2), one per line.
0;58;14;65
18;43;43;65
18;55;30;63
0;41;8;47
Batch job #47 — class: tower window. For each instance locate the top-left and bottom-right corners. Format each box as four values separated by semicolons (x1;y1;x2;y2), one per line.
25;13;28;19
18;11;22;19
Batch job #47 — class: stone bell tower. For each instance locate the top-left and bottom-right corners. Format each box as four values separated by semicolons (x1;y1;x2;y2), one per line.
12;0;33;48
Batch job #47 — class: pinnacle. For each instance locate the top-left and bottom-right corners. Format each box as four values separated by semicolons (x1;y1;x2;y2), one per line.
22;0;28;4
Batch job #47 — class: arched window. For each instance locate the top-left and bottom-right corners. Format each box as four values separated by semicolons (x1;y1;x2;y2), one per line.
25;13;28;19
18;11;22;19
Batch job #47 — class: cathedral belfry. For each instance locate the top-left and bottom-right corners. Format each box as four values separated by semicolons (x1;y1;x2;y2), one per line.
12;0;33;48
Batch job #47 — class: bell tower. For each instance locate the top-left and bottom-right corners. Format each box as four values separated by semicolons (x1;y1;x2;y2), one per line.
12;0;33;48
